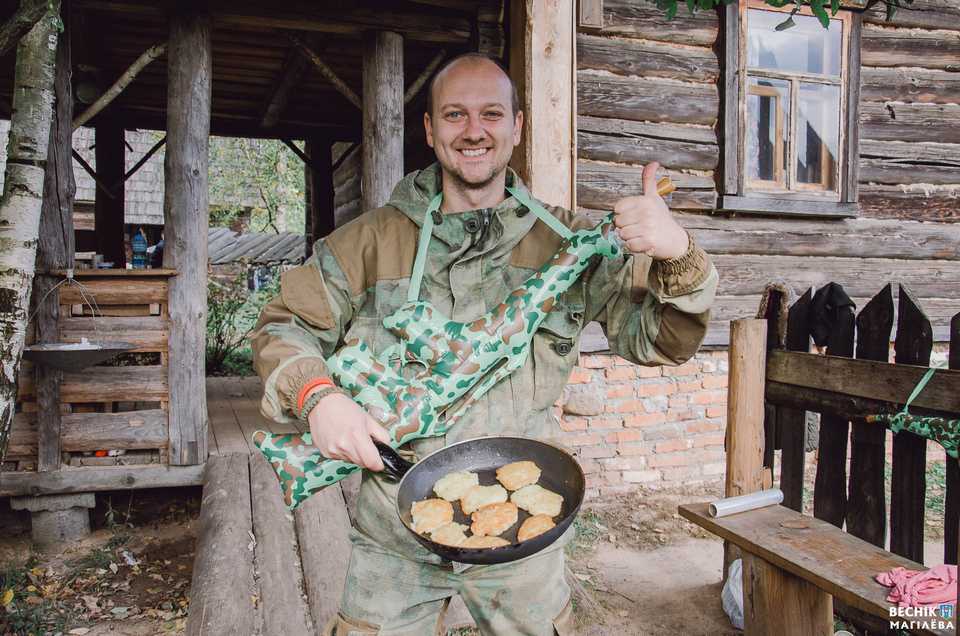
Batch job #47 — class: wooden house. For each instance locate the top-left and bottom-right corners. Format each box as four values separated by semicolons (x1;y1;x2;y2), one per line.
1;0;957;502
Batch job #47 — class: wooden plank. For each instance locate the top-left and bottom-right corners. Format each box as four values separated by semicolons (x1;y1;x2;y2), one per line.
249;453;314;634
861;67;960;104
859;159;960;186
576;161;715;211
58;277;169;305
576;33;718;83
841;13;861;204
861;102;960;145
767;350;959;414
718;196;857;218
165;8;211;466
577;129;718;171
186;454;257;636
295;482;353;631
677;502;952;633
59;410;168;452
859;185;960;224
18;365;168;403
741;551;833;636
860;139;960;165
60;316;168;352
889;286;932;563
861;24;960;71
0;463;204;497
361;31;403;211
722;1;740;195
945;312;959;565
779;290;812;513
864;0;960;29
206;378;250;455
241;376;299;434
578;115;716;144
595;0;719;47
846;285;893;549
812;287;854;529
577;72;717;126
579;0;603;28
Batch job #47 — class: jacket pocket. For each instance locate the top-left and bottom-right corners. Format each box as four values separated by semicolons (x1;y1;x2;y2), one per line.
531;304;583;411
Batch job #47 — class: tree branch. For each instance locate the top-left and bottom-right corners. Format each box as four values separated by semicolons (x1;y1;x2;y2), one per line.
0;0;48;59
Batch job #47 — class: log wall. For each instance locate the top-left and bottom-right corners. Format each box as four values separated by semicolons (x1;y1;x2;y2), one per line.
577;0;960;345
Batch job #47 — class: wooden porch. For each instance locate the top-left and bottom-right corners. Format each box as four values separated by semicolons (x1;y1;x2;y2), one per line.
206;375;301;457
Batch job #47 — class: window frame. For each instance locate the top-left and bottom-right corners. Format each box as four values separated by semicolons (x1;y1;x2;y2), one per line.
721;0;862;218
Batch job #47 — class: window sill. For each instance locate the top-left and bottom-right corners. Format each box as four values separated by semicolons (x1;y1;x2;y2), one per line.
719;195;859;218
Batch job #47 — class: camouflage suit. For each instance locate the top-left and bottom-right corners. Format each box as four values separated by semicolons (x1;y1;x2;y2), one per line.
252;164;718;635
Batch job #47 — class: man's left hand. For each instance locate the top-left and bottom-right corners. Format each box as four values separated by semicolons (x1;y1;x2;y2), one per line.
612;161;688;261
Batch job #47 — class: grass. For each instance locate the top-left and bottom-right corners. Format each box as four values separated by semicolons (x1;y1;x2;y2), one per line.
566;509;604;558
0;557;73;635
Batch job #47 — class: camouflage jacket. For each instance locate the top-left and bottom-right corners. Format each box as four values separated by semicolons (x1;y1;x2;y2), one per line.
251;163;718;561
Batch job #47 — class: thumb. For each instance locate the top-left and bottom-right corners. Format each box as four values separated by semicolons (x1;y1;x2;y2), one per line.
642;161;660;197
366;418;391;445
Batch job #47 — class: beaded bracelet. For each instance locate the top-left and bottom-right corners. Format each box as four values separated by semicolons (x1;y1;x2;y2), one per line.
299;385;350;425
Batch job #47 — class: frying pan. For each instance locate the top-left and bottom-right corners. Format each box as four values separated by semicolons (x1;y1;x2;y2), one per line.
375;436;585;565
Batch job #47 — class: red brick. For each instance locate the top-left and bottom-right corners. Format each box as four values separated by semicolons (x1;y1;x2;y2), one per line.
587;416;624;431
612;356;633;366
666;408;698;421
668;395;689;408
605;367;636;382
637;366;662;378
581;354;614;369
559;417;588;432
660;466;702;482
691;390;726;405
617;443;651;456
702;374;728;389
647;452;692;468
623;412;666;428
677;380;702;393
662;361;700;377
600;484;637;496
623;470;660;484
577;445;616;459
706;406;725;418
579;458;601;474
564;433;602;446
606;399;645;414
655;438;689;453
642;423;681;441
691;448;726;464
567;367;594;384
685;419;722;434
607;429;643;444
600;457;645;471
639;381;675;397
693;433;726;448
606;385;634;399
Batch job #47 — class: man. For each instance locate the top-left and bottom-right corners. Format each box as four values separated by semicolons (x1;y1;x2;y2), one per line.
252;53;717;635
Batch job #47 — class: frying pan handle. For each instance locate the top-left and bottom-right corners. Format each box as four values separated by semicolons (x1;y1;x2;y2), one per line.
374;441;414;481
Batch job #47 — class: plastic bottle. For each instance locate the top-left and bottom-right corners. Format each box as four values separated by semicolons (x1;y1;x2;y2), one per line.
132;228;147;269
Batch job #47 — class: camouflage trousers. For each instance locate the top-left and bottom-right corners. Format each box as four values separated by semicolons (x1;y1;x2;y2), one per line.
324;527;574;636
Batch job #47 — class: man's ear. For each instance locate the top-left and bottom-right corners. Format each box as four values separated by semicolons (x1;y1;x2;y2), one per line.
424;112;435;148
513;110;523;146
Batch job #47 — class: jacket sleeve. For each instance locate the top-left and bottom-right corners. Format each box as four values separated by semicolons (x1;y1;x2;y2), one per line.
583;233;718;366
251;243;360;423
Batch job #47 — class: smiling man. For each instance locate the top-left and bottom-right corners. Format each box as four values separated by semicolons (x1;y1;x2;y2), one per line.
252;53;718;635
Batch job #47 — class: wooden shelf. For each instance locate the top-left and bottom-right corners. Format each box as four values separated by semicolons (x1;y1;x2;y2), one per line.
53;268;178;277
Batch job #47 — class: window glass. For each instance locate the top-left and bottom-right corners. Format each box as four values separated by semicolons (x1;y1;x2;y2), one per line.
796;83;840;189
747;10;842;76
746;77;790;185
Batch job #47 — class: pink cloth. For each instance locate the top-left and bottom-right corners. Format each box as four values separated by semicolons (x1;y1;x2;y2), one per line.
875;565;957;608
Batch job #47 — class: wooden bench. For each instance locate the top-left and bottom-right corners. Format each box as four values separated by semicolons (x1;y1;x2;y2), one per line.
680;502;954;636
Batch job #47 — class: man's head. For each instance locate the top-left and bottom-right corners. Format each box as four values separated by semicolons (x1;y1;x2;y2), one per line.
424;54;523;192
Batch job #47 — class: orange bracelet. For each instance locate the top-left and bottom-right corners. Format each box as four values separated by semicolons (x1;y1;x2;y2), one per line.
296;377;335;411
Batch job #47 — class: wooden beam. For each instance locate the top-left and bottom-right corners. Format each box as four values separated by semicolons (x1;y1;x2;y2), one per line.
34;12;75;472
94;121;125;266
305;137;335;253
281;138;321;174
0;0;47;58
403;48;446;105
71;148;115;199
0;463;204;497
290;34;361;109
362;31;403;211
164;8;211;466
742;552;833;636
119;135;165;185
261;42;311;128
72;42;166;130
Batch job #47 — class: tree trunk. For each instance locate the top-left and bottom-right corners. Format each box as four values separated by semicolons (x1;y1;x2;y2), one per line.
361;31;403;211
0;4;61;458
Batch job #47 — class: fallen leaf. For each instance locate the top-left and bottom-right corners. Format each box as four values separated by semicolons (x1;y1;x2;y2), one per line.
68;628;91;635
109;563;119;574
1;588;12;606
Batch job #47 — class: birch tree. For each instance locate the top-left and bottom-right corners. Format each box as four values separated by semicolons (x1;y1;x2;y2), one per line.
0;3;61;457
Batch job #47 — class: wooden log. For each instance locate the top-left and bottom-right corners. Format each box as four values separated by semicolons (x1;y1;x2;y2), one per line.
0;0;47;58
249;454;314;634
34;18;75;472
812;289;854;529
861;24;960;71
579;115;717;144
261;41;312;128
291;35;361;110
860;68;960;105
164;8;211;466
742;552;833;636
944;312;959;565
846;285;893;548
860;139;960;165
577;33;718;83
0;463;205;497
186;454;256;636
861;102;960;145
889;286;932;564
778;290;812;513
723;319;767;577
576;161;715;211
864;0;960;29
73;43;166;130
60;315;169;352
362;31;403;211
18;365;168;403
577;130;718;171
94;122;126;267
859;159;960;186
295;481;353;631
594;0;719;47
859;185;960;223
404;48;445;105
57;276;169;305
305;137;334;253
578;72;717;126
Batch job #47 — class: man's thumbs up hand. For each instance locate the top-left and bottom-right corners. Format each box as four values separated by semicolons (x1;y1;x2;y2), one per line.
611;161;688;261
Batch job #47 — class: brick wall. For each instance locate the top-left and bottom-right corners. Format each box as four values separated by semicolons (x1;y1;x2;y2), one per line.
556;350;730;500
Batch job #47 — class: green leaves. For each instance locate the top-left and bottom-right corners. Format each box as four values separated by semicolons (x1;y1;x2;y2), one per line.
654;0;863;29
809;0;831;28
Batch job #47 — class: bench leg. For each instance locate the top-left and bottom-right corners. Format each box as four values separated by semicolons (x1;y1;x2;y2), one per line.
742;552;833;636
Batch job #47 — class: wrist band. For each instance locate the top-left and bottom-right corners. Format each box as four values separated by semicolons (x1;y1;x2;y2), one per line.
297;377;335;411
299;385;349;424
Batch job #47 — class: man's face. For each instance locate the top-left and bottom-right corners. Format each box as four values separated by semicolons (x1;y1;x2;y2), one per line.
424;59;523;191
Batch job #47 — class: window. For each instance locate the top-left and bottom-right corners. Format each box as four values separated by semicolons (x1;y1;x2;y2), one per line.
721;0;862;217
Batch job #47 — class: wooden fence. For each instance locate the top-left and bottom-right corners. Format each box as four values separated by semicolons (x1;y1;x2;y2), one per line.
761;283;959;566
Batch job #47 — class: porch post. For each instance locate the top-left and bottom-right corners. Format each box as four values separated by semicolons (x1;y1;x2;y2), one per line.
163;7;211;465
361;31;403;211
93;121;125;267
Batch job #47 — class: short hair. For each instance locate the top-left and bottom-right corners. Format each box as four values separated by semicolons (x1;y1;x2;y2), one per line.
426;52;520;118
